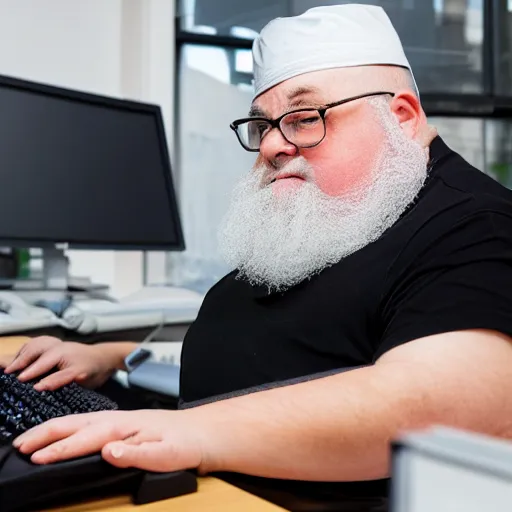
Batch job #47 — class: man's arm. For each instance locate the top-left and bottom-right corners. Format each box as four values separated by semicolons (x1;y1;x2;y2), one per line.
13;329;512;480
192;329;512;481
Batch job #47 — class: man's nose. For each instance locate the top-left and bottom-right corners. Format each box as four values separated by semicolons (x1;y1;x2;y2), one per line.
259;128;298;161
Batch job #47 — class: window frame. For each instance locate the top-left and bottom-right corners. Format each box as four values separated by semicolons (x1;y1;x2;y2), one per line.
175;0;512;120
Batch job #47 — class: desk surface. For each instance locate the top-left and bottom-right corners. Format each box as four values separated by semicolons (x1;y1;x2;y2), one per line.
46;477;285;512
0;336;286;512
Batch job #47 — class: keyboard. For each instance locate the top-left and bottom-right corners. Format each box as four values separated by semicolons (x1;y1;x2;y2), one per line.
0;370;117;444
0;370;197;512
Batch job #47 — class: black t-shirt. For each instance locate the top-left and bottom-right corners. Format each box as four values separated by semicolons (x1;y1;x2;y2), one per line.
178;137;512;508
180;137;512;406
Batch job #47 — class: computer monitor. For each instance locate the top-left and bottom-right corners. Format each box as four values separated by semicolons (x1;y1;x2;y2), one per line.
0;74;184;290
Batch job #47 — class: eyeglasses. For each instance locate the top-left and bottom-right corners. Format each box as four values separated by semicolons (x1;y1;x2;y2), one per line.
230;91;395;152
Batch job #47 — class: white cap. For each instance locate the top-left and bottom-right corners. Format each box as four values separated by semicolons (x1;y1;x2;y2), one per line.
252;4;417;99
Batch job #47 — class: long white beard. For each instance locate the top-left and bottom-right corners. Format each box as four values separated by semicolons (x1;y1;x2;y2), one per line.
218;98;429;292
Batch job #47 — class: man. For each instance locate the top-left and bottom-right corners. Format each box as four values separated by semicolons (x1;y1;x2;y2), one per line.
3;3;512;504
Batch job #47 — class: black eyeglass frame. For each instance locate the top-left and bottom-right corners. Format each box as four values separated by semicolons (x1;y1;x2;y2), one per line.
230;91;395;152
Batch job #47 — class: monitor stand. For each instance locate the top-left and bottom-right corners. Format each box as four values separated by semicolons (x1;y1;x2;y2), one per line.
0;248;109;293
41;248;109;292
42;247;70;290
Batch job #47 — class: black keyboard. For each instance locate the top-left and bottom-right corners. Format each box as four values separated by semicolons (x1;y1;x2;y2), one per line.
0;371;197;512
0;370;117;444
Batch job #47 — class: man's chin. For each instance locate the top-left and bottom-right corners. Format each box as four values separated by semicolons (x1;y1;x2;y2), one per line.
271;177;306;195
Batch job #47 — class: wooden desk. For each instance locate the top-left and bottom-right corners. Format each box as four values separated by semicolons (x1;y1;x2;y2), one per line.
46;477;285;512
0;336;286;512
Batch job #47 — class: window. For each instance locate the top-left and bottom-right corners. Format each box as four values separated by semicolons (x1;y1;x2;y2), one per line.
430;118;512;183
485;119;512;186
179;0;484;93
171;0;512;292
167;44;256;292
430;117;487;171
495;0;512;95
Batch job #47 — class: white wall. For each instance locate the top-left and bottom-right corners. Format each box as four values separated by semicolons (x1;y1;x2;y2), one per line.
0;0;175;297
0;0;122;97
119;0;175;294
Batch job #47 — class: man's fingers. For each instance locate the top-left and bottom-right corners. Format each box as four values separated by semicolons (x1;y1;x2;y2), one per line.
15;412;133;464
14;413;95;453
102;440;176;472
30;418;137;465
4;346;40;374
4;337;61;374
34;368;85;391
30;427;108;465
17;351;60;381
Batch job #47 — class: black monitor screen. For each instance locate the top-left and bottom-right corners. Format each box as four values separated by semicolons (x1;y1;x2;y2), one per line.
0;76;184;250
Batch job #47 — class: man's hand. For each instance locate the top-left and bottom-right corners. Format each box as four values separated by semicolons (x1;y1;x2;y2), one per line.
13;409;204;472
2;336;136;390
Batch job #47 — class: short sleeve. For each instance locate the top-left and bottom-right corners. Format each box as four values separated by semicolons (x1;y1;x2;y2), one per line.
375;210;512;360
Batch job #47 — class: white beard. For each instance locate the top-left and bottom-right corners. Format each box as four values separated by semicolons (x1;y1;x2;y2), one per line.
218;98;429;292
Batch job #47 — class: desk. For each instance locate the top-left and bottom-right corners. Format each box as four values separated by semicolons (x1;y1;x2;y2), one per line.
45;477;285;512
0;336;286;512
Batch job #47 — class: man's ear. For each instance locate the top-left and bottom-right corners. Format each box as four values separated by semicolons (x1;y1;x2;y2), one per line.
389;90;426;141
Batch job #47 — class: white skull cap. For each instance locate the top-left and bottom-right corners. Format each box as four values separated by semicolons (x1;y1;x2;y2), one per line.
252;4;417;99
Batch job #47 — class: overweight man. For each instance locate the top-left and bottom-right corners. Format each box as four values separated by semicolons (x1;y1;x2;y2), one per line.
3;3;512;501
